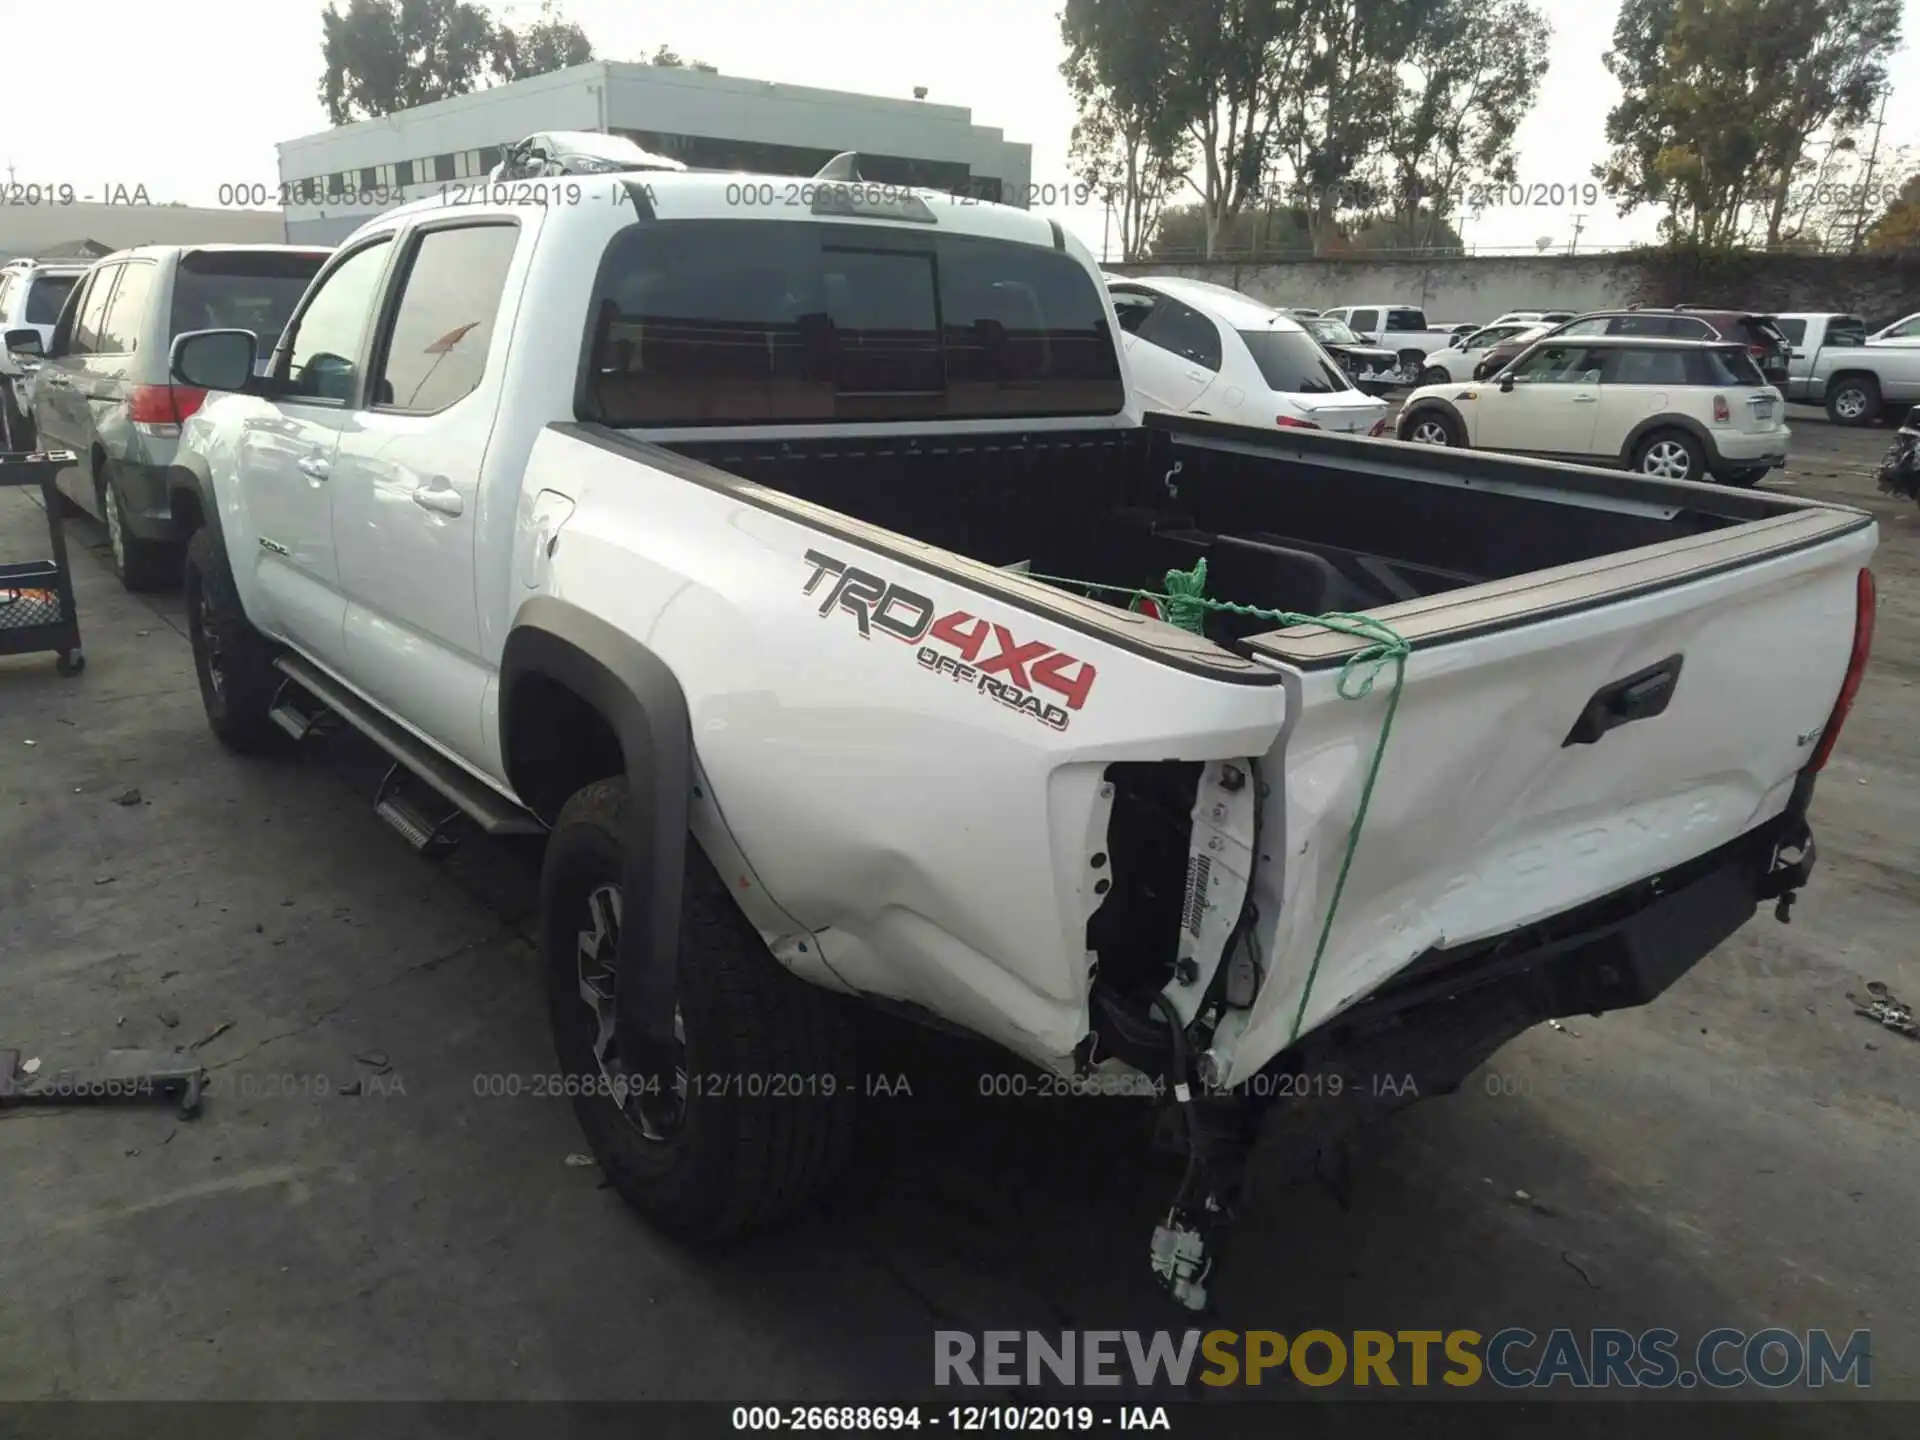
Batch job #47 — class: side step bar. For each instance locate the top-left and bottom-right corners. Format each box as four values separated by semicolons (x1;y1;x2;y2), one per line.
270;654;546;839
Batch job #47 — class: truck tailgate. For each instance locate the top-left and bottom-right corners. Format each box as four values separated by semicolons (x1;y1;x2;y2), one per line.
1218;507;1876;1083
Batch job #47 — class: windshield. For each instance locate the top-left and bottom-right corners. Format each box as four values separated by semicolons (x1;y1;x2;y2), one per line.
584;219;1126;425
1305;318;1362;346
170;251;328;350
25;274;79;325
1237;329;1353;395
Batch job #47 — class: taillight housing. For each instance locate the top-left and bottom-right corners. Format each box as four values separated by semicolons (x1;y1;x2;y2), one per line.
1712;394;1731;423
128;384;208;435
1807;568;1876;774
1276;414;1320;429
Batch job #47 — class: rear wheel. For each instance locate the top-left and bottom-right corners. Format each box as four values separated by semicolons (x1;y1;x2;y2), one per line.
184;527;286;754
1632;429;1706;482
1826;375;1881;427
1418;365;1450;386
1404;408;1460;447
99;465;177;591
543;779;858;1240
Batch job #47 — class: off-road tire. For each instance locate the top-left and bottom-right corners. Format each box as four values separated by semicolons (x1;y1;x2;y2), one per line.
1825;374;1882;427
543;778;857;1239
184;527;286;754
100;464;177;591
1632;428;1706;482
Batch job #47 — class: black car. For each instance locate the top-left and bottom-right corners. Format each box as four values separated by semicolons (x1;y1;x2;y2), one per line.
1877;410;1920;509
1297;315;1401;394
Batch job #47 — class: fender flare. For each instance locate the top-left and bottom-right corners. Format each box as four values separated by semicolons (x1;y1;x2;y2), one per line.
165;450;226;554
502;597;692;1058
1619;413;1717;467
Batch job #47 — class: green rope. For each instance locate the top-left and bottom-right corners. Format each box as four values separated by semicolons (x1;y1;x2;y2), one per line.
1027;558;1411;1043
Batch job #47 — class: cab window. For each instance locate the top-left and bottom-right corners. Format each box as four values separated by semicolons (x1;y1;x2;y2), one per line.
281;239;394;403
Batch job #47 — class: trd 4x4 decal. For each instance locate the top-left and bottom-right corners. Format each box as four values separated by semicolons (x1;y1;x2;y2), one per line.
801;549;1097;731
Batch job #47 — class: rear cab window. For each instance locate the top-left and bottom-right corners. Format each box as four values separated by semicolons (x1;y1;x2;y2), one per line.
1347;308;1379;332
1384;308;1426;331
171;249;330;358
1825;316;1868;347
582;219;1126;425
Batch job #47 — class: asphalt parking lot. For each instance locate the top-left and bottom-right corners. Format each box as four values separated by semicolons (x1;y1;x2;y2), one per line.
2;414;1916;1421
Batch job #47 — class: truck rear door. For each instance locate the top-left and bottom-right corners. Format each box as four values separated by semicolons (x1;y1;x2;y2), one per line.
1215;503;1875;1084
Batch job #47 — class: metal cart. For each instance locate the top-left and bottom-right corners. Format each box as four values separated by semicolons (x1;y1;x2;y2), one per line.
0;449;84;676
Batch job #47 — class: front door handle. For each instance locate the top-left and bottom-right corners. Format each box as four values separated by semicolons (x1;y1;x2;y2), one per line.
1564;654;1684;746
412;482;463;517
296;453;330;482
1571;394;1598;402
1186;370;1208;382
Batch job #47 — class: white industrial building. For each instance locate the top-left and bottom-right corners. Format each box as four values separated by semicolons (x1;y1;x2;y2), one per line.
276;61;1033;245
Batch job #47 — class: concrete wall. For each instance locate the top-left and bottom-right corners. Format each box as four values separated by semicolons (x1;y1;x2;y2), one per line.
0;203;284;262
1107;252;1920;329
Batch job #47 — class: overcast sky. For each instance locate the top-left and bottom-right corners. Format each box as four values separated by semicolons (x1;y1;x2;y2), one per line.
6;0;1916;256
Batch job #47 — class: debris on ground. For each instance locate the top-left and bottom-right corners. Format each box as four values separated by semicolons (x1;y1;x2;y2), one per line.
564;1153;596;1168
353;1049;392;1074
114;788;142;806
1849;982;1918;1041
1549;1019;1581;1037
2;1048;206;1118
157;1009;179;1029
190;1020;234;1051
1561;1251;1599;1288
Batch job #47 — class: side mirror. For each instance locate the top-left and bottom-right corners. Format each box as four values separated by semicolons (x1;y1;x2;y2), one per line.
171;328;258;393
5;327;44;359
1498;374;1517;393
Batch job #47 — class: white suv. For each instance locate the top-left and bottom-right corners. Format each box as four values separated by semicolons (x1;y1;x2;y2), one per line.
1393;335;1789;486
0;259;88;446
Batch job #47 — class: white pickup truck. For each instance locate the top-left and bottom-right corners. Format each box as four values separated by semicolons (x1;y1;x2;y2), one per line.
164;168;1878;1307
1776;311;1920;425
1319;304;1459;382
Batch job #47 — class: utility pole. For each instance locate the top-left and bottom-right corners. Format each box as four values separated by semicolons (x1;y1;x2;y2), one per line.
1567;214;1587;256
1849;88;1891;254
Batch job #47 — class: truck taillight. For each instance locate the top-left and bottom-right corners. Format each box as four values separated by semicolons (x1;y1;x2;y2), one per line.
1276;415;1320;429
1807;568;1876;774
128;384;208;434
1368;416;1392;437
1712;394;1731;422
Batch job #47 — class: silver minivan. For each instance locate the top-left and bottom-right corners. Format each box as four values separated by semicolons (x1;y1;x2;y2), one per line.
22;244;329;589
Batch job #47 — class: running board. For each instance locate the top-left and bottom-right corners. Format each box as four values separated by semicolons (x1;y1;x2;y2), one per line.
270;654;546;838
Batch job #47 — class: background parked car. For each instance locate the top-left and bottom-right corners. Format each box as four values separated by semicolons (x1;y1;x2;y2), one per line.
19;243;330;589
1107;276;1390;433
0;259;87;447
1295;313;1400;394
1487;309;1577;327
1475;307;1793;386
1420;321;1553;384
1318;304;1458;381
1395;336;1788;485
1868;311;1920;346
1775;311;1920;426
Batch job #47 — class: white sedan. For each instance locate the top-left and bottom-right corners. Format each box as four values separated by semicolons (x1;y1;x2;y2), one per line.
1418;322;1554;384
1105;276;1390;433
1869;311;1920;346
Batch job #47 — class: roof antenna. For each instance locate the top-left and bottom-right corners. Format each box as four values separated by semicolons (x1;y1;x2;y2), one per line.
814;151;863;182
